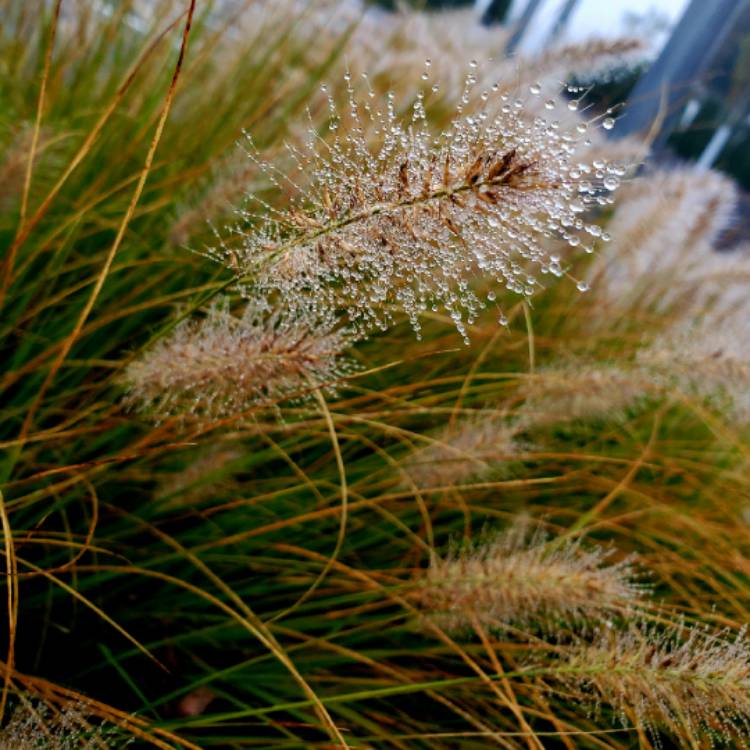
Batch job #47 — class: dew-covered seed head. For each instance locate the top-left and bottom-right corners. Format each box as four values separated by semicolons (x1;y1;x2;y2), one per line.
209;70;626;340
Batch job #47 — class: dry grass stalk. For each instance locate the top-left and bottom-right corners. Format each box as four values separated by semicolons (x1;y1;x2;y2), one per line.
122;301;351;421
416;520;642;633
212;75;625;342
556;625;750;742
404;415;522;488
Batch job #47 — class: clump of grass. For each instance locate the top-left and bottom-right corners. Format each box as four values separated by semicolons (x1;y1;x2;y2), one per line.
4;1;750;748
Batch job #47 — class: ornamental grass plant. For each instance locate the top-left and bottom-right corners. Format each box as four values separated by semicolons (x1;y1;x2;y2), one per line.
2;1;750;748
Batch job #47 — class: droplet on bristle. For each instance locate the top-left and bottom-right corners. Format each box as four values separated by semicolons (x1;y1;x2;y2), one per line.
603;175;620;191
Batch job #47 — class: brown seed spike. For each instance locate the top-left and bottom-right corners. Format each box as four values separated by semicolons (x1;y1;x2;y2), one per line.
554;624;750;743
465;154;485;186
506;160;536;184
488;148;517;181
442;153;452;189
122;301;352;422
398;161;410;195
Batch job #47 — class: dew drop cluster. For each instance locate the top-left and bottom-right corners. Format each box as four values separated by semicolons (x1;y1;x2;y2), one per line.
210;72;625;342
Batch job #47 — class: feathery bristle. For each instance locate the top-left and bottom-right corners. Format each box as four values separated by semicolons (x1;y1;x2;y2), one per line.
416;520;642;632
212;73;625;342
555;625;750;742
404;415;522;489
122;301;351;421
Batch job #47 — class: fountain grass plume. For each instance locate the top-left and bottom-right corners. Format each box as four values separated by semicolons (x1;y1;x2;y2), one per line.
0;699;110;750
516;363;651;428
122;300;352;421
210;71;626;342
594;166;738;310
404;415;523;489
554;624;750;743
416;519;643;633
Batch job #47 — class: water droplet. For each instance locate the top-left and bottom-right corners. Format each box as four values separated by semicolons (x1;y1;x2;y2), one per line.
544;99;556;110
576;280;589;292
469;59;478;68
603;175;620;191
568;99;579;111
487;290;496;301
602;117;615;130
498;314;509;326
529;82;541;95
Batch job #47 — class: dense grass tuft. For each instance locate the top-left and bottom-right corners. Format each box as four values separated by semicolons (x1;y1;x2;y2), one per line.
2;2;750;748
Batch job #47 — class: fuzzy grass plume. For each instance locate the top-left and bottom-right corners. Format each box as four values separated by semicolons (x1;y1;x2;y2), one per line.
0;700;110;750
554;625;750;743
211;73;625;341
416;520;643;633
516;363;651;427
640;309;750;423
592;166;739;310
122;301;351;421
404;415;523;488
